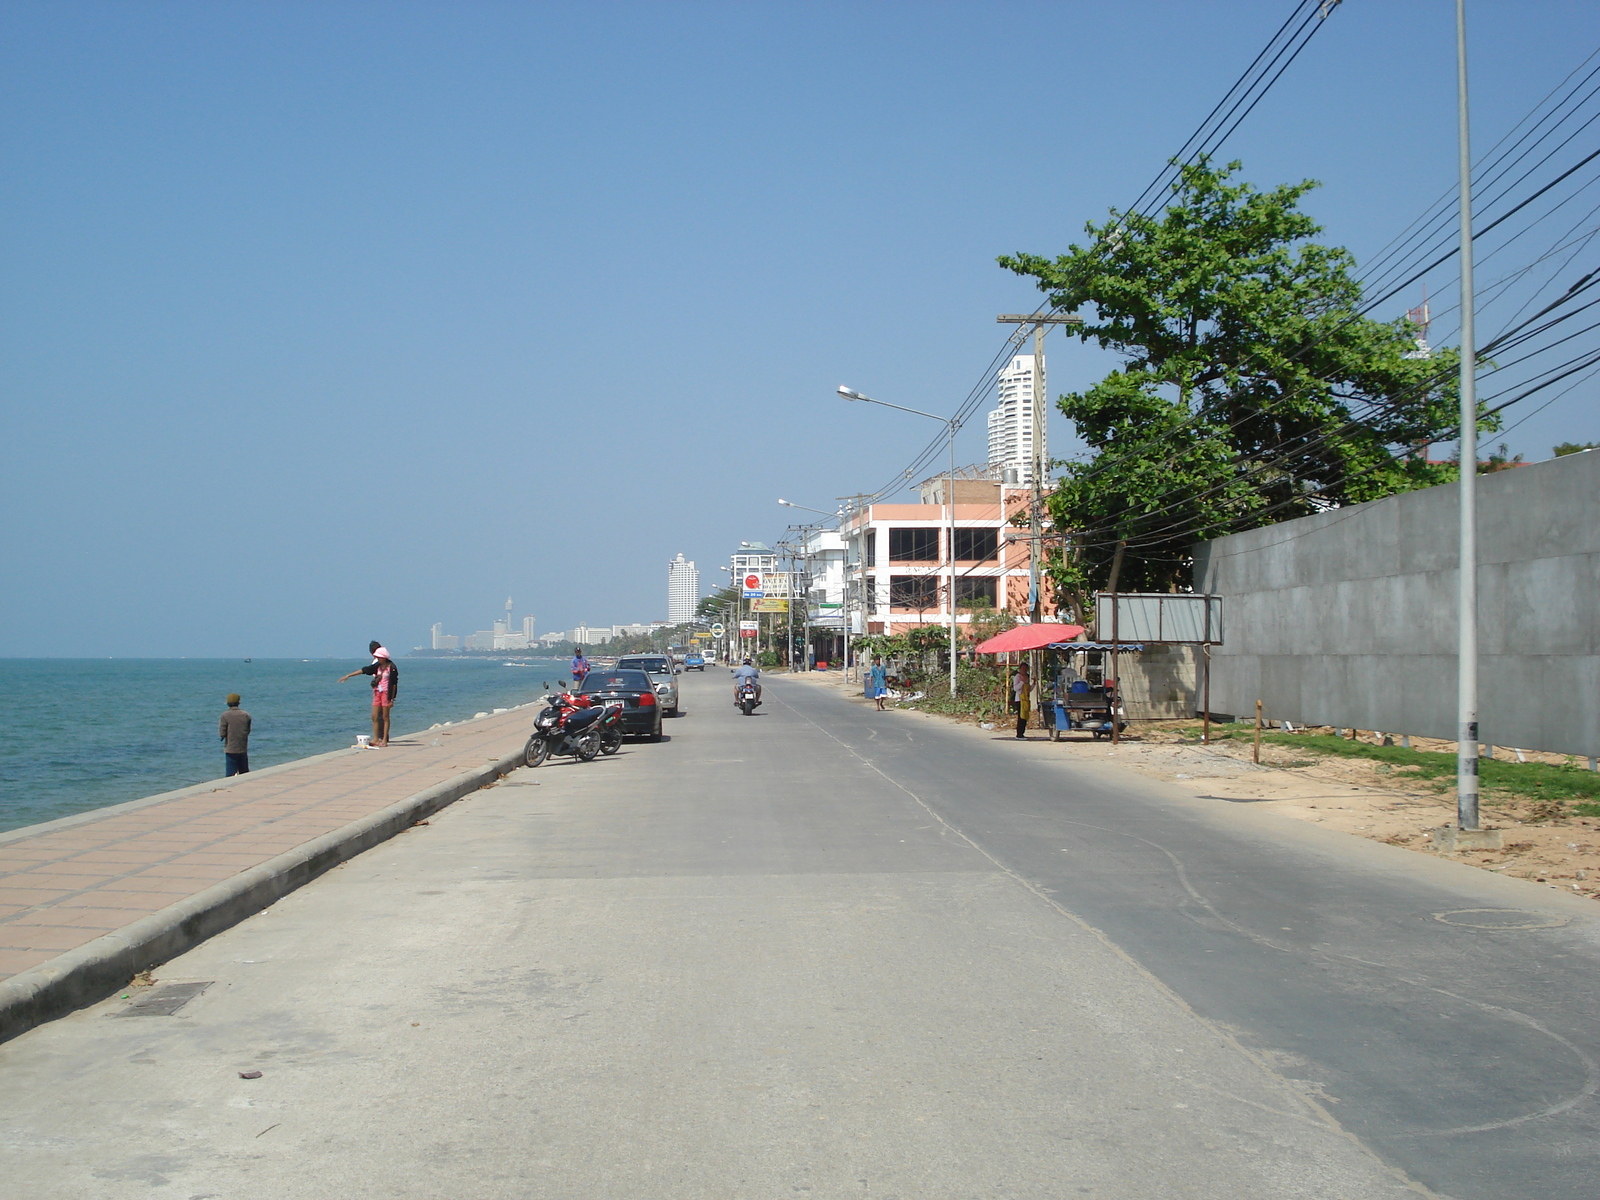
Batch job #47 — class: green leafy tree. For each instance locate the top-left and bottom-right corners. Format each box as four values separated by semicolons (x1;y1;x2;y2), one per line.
1553;440;1598;456
999;159;1485;600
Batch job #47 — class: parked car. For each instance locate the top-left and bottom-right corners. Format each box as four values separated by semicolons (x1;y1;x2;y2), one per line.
615;654;681;716
576;669;663;741
684;652;706;671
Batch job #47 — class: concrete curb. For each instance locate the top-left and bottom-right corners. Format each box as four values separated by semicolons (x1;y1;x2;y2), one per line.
0;746;526;1045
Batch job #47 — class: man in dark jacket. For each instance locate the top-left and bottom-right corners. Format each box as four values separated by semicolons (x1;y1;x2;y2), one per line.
220;693;251;776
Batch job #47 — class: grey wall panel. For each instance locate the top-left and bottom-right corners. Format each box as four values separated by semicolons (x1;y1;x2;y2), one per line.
1194;450;1600;757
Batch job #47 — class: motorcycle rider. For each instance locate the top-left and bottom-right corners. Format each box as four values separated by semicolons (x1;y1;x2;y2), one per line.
732;657;762;707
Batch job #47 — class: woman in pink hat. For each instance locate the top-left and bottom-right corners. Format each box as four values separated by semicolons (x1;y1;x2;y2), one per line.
339;642;400;747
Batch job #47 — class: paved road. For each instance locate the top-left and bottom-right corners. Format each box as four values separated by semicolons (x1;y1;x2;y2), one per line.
2;672;1596;1198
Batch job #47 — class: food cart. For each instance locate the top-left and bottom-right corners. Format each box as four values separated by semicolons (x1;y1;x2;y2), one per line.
1043;642;1143;740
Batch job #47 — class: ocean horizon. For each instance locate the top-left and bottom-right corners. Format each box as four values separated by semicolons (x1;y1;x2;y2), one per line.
0;656;575;833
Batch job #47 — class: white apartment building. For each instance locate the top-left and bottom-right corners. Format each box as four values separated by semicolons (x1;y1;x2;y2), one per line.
987;354;1045;485
667;553;700;625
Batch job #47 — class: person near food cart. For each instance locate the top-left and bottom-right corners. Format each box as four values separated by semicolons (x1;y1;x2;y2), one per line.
1011;661;1031;739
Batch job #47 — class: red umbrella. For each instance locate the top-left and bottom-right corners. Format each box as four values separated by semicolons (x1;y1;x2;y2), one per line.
971;623;1086;654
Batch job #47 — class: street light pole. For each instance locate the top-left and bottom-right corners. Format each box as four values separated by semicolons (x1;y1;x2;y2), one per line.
1455;0;1480;833
837;387;959;699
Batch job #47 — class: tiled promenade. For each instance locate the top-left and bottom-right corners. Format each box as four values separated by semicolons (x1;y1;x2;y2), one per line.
0;708;534;984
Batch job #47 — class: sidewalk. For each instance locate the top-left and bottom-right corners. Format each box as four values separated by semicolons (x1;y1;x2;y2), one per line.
0;707;535;1040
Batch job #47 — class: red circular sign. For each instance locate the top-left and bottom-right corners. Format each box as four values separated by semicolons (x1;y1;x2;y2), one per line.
744;574;761;590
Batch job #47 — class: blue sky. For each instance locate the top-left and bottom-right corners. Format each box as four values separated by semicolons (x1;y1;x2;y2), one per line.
2;1;1594;656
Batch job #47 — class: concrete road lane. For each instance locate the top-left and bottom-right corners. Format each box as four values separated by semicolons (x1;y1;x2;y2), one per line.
0;672;1583;1198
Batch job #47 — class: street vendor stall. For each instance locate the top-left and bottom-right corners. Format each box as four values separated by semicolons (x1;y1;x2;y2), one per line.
1043;641;1142;740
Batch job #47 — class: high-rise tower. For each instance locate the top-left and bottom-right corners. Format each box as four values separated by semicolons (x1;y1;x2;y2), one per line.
986;354;1044;485
667;553;700;625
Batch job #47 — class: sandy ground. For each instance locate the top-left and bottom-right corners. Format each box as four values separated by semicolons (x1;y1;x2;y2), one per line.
781;668;1600;903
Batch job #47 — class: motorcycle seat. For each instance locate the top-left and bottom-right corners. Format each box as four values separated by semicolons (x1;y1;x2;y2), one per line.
564;707;602;731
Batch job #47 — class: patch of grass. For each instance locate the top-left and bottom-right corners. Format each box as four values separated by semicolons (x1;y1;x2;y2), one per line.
1172;721;1600;812
1251;732;1600;809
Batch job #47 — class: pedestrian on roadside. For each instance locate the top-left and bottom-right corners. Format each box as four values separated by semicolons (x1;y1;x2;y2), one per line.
866;656;889;710
571;648;590;685
339;642;400;748
219;693;251;776
1011;661;1031;740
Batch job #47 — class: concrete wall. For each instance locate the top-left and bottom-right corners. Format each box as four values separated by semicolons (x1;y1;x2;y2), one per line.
1191;450;1600;756
1119;644;1199;720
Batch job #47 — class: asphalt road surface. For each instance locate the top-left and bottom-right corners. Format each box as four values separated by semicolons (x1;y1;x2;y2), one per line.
2;671;1596;1199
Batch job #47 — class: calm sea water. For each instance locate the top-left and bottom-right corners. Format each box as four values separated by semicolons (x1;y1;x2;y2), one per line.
0;657;573;833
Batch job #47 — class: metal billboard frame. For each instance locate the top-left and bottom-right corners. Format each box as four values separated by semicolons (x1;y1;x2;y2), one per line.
1093;593;1223;645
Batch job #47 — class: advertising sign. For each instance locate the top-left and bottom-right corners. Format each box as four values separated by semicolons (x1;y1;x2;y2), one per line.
741;573;764;599
751;598;788;613
739;619;759;633
710;622;726;637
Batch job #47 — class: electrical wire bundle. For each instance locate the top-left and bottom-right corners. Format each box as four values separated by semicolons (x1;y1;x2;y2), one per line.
859;0;1348;507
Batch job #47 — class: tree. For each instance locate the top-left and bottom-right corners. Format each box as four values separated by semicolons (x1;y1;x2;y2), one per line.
1554;441;1598;456
998;160;1483;601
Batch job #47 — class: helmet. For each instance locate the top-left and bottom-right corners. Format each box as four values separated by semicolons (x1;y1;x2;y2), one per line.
742;657;753;665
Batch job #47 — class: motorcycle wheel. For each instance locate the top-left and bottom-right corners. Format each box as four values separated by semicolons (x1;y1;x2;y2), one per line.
741;700;754;716
576;732;600;762
600;728;623;756
524;735;550;768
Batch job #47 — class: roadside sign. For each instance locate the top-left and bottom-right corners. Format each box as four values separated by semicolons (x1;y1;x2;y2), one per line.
710;622;726;637
742;573;764;599
751;598;788;613
739;619;759;638
1092;593;1223;644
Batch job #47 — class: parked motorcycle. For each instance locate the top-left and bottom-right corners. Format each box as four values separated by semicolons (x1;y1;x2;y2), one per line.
525;692;615;766
595;700;625;755
736;678;760;716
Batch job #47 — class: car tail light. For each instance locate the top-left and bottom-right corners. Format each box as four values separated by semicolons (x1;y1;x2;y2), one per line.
638;691;656;707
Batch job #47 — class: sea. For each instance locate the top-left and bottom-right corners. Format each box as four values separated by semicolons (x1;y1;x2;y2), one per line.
0;657;573;833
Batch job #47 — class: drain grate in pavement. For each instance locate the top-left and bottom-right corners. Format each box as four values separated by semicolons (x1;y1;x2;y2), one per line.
112;981;213;1017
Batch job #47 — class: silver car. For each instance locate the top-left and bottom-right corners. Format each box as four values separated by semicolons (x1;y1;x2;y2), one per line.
615;654;681;716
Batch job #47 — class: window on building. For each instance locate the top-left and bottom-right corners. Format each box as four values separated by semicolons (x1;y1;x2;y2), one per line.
955;577;998;609
889;574;938;609
889;527;939;561
863;574;876;613
952;528;998;561
865;535;876;568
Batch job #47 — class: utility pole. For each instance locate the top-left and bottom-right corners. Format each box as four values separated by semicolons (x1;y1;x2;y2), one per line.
998;313;1081;735
997;314;1082;623
1455;0;1481;834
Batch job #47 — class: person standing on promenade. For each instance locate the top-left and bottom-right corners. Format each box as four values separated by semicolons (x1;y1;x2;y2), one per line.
339;642;400;747
219;693;251;776
1011;661;1031;740
570;648;590;685
866;656;889;711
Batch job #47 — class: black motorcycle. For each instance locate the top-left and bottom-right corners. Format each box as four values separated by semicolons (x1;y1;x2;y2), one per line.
524;694;608;767
736;678;760;716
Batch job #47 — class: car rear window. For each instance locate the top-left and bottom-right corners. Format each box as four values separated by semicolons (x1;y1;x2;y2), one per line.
580;671;650;692
620;657;671;673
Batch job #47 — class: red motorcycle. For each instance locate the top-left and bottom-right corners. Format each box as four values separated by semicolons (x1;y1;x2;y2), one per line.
524;692;623;767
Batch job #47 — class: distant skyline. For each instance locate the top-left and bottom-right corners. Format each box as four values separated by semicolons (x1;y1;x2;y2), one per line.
2;2;1594;655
